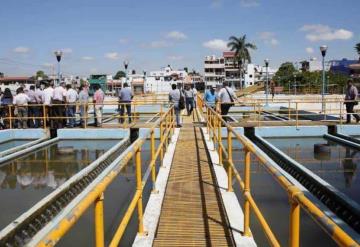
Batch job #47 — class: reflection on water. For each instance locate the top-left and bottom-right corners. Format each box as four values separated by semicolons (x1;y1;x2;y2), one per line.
0;139;119;229
0;139;34;153
267;137;360;204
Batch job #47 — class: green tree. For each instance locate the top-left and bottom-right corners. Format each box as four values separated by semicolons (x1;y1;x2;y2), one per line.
0;72;4;78
273;62;296;89
355;42;360;60
35;70;48;79
227;35;257;89
113;70;126;79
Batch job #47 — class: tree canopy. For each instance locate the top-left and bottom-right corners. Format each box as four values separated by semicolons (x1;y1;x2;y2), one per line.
227;35;257;64
35;70;48;79
113;70;126;79
273;62;296;86
0;72;4;78
355;42;360;60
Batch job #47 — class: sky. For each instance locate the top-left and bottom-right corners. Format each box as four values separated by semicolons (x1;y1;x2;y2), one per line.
0;0;359;77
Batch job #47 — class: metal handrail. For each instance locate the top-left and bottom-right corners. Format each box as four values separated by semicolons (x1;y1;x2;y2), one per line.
205;104;358;247
30;106;175;247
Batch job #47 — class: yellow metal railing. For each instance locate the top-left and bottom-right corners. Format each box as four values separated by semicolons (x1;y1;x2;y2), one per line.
34;106;175;247
205;104;358;247
0;100;170;129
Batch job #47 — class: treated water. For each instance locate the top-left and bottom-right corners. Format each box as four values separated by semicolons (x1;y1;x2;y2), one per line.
0;139;35;153
0;139;119;229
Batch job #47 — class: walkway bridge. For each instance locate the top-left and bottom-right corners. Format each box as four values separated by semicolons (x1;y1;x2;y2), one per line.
0;97;359;247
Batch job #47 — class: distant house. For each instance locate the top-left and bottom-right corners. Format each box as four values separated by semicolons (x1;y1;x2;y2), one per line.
0;76;34;85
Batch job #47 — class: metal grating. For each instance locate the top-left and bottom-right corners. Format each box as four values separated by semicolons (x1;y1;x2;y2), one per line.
153;116;235;247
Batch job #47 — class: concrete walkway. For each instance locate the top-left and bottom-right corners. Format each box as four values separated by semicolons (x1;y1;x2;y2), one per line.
153;115;235;246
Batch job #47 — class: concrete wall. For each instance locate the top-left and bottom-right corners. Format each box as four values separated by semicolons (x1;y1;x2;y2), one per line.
0;129;47;142
57;129;129;139
255;126;327;138
336;125;360;136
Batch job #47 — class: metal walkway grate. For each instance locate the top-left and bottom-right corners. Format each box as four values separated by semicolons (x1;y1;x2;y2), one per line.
153;115;235;246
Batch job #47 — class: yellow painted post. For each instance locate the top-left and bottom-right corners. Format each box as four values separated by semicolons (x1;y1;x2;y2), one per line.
8;105;12;129
289;200;300;247
212;113;216;148
340;101;343;125
135;148;144;234
206;108;210;136
42;105;47;129
94;193;105;247
295;102;299;128
244;148;251;236
218;116;222;166
150;131;157;193
165;113;169;149
160;120;164;166
288;100;291;120
227;128;233;192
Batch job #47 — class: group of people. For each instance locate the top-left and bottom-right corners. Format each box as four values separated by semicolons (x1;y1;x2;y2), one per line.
169;82;237;127
0;82;98;129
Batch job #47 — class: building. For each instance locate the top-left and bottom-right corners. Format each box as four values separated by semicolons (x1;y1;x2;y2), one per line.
144;65;188;93
329;58;359;75
204;52;275;89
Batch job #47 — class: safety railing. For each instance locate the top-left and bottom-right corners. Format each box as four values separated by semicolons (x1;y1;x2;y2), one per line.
205;104;358;247
32;106;175;247
204;98;360;127
0;100;170;129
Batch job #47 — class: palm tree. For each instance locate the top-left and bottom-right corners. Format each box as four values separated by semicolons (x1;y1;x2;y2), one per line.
355;42;360;60
227;35;257;89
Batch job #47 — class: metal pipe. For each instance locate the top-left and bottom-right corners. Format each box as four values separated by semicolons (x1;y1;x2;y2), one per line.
135;147;144;235
94;193;105;247
289;200;300;247
227;128;233;192
151;131;157;193
244;148;251;236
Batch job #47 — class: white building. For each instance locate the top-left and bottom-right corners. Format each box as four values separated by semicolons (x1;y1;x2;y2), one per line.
204;52;275;89
144;65;188;93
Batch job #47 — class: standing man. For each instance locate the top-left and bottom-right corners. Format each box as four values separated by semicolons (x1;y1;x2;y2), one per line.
52;82;66;128
191;84;198;108
218;81;238;121
184;85;194;116
345;79;360;124
13;87;30;128
93;84;105;127
65;84;78;128
119;82;133;124
27;85;42;128
169;84;183;127
78;85;89;127
43;82;54;127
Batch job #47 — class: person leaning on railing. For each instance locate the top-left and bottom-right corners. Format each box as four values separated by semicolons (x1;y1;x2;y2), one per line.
1;88;13;128
203;86;216;109
93;84;105;127
13;87;30;129
43;82;54;128
344;79;360;124
27;85;42;128
65;84;78;128
118;82;133;124
52;82;67;128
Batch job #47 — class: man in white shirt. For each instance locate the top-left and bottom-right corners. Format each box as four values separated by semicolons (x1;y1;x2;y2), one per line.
191;84;198;109
13;87;30;128
52;82;66;128
218;82;238;121
65;84;78;127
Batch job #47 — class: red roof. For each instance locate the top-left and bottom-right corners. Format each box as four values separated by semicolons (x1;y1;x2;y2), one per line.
0;77;33;82
223;51;235;58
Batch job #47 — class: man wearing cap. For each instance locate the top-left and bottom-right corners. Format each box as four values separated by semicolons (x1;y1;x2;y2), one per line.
345;79;360;124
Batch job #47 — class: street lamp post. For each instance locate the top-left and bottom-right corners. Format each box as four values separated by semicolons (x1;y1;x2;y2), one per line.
123;60;129;88
54;50;63;86
293;73;297;96
264;59;269;106
320;45;328;113
143;70;146;93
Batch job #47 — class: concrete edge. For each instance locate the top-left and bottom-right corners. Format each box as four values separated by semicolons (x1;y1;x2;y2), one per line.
132;128;181;247
255;126;327;137
201;127;257;247
336;124;360;136
57;128;129;139
0;137;49;158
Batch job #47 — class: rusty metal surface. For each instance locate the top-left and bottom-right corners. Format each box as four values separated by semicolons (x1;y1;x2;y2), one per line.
153;115;235;247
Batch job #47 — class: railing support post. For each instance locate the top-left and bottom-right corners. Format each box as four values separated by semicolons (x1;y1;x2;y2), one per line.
218;116;222;166
9;105;12;129
244;148;251;236
289;200;300;247
151;131;158;193
94;193;105;247
295;102;299;128
340;101;343;125
227;128;233;192
160;120;164;166
135;148;144;234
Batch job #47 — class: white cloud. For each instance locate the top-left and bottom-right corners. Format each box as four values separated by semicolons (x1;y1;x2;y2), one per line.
104;52;120;60
258;32;279;46
168;55;184;60
240;0;260;7
305;47;314;54
13;46;30;53
82;56;94;61
148;40;171;48
203;39;228;51
300;24;353;42
62;48;73;54
166;31;187;40
119;38;128;44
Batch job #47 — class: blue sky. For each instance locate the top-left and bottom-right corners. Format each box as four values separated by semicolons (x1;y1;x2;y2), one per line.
0;0;359;77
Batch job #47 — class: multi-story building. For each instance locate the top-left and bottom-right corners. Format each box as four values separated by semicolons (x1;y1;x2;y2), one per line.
204;52;273;89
